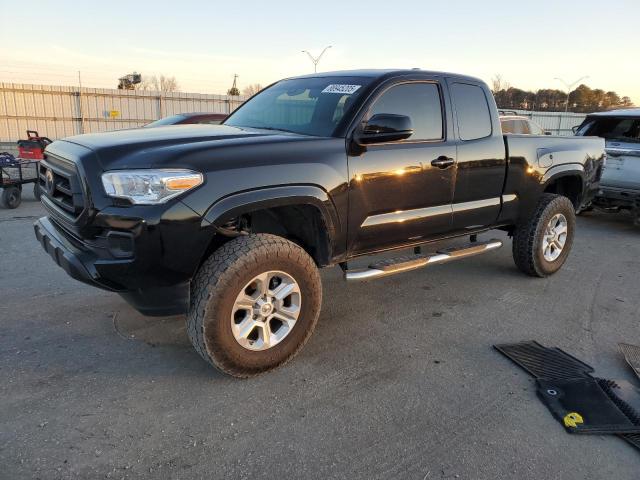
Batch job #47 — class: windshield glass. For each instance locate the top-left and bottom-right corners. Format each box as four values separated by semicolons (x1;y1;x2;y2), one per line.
144;114;187;127
578;116;640;143
224;76;372;137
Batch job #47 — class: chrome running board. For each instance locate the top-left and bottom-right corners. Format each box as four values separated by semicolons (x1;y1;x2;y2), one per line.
344;239;503;281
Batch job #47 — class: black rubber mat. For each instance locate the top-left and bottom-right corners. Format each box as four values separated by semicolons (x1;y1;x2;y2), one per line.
619;343;640;379
494;341;594;379
537;378;640;434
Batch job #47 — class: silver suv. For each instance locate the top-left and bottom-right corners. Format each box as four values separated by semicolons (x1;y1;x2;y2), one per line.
575;108;640;224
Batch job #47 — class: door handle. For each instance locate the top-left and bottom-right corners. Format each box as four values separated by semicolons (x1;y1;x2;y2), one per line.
431;156;454;169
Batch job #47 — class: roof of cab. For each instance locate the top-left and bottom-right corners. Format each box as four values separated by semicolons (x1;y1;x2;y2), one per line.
587;108;640;117
286;69;485;84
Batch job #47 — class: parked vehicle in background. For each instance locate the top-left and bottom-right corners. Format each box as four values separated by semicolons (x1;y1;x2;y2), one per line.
574;108;640;224
144;112;227;127
34;69;605;377
500;114;548;135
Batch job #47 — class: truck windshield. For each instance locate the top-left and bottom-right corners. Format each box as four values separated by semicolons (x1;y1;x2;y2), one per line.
577;116;640;143
224;76;371;137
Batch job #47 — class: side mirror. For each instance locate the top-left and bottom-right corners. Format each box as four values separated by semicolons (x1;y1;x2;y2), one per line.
356;114;414;144
571;125;579;135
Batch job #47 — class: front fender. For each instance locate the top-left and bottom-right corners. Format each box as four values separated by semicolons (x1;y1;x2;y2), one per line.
201;184;341;242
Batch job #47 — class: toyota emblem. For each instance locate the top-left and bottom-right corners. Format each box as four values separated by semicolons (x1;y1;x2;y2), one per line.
45;169;55;195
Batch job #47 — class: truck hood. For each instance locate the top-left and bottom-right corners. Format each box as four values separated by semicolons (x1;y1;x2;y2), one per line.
57;124;315;170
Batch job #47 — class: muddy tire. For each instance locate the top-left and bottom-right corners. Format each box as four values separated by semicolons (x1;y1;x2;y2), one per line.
187;234;322;377
512;193;576;277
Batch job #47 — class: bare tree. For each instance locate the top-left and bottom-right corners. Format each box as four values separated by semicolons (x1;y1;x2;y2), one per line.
242;83;263;96
136;75;180;92
491;74;510;93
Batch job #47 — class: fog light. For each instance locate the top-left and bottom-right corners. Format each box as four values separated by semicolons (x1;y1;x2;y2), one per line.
106;231;134;258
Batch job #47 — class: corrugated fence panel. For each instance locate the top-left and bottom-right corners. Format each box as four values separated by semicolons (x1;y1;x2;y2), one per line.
0;83;249;143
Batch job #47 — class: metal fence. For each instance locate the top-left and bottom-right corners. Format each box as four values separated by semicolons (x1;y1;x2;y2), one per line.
0;82;248;154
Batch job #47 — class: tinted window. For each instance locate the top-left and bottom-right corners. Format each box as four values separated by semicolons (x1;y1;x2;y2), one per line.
368;83;443;141
451;83;492;140
578;117;640;142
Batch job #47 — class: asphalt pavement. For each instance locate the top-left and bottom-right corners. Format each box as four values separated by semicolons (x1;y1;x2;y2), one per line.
1;191;639;479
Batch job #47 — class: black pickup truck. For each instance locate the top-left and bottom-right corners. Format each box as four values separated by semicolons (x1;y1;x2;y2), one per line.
34;69;605;377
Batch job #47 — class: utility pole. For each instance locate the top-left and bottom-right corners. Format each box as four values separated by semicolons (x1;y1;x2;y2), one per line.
227;74;240;96
302;46;332;73
554;76;589;113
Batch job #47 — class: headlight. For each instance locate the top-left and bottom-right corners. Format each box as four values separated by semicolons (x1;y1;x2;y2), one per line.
101;169;203;205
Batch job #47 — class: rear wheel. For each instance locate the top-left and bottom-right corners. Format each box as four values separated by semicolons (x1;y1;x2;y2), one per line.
512;193;576;277
0;186;21;209
187;234;322;377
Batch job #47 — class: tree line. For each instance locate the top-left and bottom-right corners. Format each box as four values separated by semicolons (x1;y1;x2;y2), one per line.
491;75;634;113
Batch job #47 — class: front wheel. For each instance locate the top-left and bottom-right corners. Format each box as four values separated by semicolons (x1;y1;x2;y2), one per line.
512;193;576;277
187;234;322;377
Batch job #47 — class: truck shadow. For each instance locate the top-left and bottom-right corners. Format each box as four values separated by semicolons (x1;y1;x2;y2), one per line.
578;209;638;231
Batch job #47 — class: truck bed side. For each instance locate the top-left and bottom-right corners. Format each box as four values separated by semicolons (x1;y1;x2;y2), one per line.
499;134;605;225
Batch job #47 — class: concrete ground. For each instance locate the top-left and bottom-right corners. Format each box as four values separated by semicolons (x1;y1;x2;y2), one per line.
1;191;639;479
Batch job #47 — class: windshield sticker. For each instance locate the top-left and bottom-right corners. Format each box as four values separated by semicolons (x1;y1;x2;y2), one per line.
321;84;361;95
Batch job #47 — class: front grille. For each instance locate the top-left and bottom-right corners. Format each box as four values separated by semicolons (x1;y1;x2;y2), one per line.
39;154;85;222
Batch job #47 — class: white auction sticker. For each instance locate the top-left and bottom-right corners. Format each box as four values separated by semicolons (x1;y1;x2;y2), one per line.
321;84;361;94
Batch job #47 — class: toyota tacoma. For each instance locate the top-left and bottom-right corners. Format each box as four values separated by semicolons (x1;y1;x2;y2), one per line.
34;69;605;377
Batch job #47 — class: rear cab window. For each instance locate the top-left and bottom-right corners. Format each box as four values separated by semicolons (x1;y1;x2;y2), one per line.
450;83;492;140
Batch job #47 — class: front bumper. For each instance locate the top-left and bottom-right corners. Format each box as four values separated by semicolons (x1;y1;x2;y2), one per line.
34;216;107;289
34;216;195;316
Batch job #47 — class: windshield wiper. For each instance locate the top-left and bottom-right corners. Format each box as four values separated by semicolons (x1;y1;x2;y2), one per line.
245;126;300;135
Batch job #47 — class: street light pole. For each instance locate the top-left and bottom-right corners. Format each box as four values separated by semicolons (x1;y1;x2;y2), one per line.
554;76;589;113
302;46;332;73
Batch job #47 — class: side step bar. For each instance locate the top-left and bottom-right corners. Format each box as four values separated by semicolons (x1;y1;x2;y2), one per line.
344;239;503;281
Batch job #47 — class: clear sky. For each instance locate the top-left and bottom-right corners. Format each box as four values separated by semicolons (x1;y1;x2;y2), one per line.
1;0;638;103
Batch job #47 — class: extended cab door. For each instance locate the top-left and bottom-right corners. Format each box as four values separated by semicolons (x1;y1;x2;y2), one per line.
347;79;457;254
447;80;507;231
